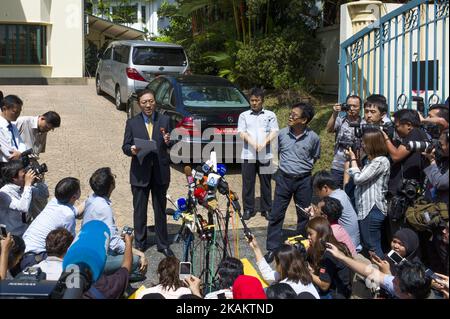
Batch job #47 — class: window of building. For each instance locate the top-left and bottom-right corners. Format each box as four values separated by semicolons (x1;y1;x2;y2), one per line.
0;24;47;65
141;5;146;24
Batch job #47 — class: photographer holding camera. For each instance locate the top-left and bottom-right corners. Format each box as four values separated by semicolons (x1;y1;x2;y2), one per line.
382;109;428;233
1;232;25;280
326;95;362;188
420;103;449;132
0;160;48;237
422;129;449;206
82;167;148;280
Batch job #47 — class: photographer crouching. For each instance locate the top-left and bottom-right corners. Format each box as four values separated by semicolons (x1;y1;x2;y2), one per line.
326;95;362;189
381;109;428;236
0;160;49;237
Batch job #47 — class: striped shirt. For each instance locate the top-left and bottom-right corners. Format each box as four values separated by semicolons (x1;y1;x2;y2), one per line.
347;156;390;220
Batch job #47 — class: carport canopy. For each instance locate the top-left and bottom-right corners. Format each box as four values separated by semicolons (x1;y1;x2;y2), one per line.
87;14;145;40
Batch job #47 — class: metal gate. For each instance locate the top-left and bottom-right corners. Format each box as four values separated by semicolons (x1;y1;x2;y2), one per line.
339;0;449;114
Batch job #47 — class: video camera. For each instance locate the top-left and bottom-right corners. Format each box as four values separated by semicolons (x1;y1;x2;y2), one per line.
287;235;309;256
20;149;48;176
349;122;395;139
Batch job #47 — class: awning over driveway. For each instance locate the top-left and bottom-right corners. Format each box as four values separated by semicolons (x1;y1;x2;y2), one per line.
87;14;145;40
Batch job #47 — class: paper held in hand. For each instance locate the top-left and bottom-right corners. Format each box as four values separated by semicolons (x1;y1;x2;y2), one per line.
134;138;157;164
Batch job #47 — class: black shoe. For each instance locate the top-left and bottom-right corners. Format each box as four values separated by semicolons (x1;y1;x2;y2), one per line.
242;210;256;221
264;251;275;264
260;211;270;221
157;248;175;257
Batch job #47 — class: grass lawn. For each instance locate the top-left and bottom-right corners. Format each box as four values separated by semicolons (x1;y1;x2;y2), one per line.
263;93;337;174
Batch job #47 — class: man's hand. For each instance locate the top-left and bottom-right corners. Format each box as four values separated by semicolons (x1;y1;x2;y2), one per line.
138;255;148;273
325;242;346;260
130;145;140;156
8;150;22;161
333;103;342;113
0;233;14;252
24;170;37;187
163;133;170;145
422;148;436;163
256;143;266;153
184;275;202;297
370;253;391;275
75;200;86;219
344;148;356;161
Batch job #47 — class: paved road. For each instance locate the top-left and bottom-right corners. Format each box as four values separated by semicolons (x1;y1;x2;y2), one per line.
0;81;300;287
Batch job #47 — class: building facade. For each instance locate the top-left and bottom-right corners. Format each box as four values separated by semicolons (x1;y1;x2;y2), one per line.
0;0;85;84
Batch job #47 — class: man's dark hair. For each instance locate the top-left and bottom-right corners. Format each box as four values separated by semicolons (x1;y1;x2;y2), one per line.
292;102;315;124
442;129;449;143
393;109;421;127
346;94;362;107
0;160;24;184
364;94;388;114
265;282;298;299
429;103;449;123
320;196;343;222
0;235;25;269
89;167;114;197
217;257;244;289
137;88;156;102
42;111;61;128
313;170;338;191
396;261;431;299
249;87;265;100
54;177;80;204
0;94;23;110
45;227;74;257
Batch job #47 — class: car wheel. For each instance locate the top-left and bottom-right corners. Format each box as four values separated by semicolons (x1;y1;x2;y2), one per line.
96;76;104;95
115;86;125;110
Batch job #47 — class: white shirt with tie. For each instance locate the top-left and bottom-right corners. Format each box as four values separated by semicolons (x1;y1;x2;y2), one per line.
0;116;27;162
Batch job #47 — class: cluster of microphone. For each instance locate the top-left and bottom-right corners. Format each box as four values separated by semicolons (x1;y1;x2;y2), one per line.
168;161;253;242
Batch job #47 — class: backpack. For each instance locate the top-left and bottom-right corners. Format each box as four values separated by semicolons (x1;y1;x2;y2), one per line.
405;197;448;232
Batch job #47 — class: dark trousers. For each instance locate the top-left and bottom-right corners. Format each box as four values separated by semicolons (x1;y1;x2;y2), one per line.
241;159;272;212
131;180;169;250
266;172;312;252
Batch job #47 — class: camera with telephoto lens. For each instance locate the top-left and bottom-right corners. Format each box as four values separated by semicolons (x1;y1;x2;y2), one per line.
340;103;350;112
405;140;438;153
121;226;134;237
349;122;395;140
20;149;48;176
337;135;360;153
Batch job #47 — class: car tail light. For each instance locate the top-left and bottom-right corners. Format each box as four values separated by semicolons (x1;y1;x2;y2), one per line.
175;117;201;137
126;67;146;82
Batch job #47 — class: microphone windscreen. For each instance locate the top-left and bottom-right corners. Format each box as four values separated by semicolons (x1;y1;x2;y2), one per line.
63;220;110;282
217;164;227;177
194;187;207;200
177;198;187;211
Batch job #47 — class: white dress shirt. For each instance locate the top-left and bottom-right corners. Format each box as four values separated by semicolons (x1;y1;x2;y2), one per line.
14;116;48;155
23;198;77;254
0;184;33;236
0;116;27;162
36;256;63;281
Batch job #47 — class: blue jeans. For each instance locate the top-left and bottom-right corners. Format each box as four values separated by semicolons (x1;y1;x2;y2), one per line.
103;252;141;275
358;205;386;258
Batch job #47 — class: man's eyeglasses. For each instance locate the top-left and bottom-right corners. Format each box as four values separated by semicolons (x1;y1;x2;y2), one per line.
289;113;301;120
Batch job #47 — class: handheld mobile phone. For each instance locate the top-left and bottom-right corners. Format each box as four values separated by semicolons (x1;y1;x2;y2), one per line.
425;268;439;281
0;224;7;238
295;204;311;219
387;250;405;265
179;262;192;280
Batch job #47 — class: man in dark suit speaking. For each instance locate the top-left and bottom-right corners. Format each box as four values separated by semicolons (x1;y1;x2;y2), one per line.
122;89;174;257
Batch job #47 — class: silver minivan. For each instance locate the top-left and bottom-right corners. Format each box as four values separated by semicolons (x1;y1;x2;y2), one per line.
95;40;189;110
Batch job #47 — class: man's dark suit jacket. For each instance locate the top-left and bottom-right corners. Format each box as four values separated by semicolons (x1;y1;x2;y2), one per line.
122;111;172;187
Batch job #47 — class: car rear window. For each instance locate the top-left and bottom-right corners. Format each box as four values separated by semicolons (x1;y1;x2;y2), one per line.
181;85;250;108
132;46;187;66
